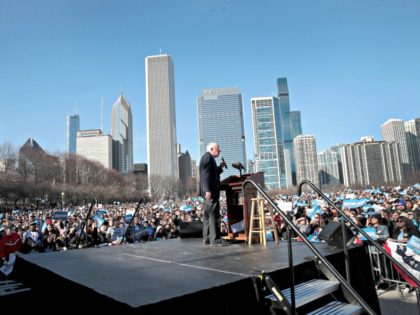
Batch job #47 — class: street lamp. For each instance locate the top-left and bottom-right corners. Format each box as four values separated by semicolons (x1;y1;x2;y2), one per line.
61;192;65;210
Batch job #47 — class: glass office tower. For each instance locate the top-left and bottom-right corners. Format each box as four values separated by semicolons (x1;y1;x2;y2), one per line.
277;78;302;185
251;97;286;189
197;88;246;180
111;94;133;174
66;114;80;154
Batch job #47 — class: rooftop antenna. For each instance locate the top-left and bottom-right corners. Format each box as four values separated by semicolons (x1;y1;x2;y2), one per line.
75;102;78;115
159;48;162;55
101;97;104;132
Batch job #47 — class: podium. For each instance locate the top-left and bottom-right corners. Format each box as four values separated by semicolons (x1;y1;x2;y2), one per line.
220;172;264;242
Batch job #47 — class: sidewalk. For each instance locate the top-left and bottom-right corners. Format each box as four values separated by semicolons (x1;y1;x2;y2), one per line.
378;288;418;315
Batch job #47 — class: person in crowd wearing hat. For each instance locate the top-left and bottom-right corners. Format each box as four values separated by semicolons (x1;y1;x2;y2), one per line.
366;213;389;242
391;215;420;242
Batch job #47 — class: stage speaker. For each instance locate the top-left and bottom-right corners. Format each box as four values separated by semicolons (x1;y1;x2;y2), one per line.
318;221;354;249
179;221;203;238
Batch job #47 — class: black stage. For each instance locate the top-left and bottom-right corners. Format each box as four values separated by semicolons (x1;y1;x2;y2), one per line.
5;239;380;314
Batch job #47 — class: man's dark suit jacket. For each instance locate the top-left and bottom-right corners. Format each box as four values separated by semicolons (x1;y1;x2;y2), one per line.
199;151;220;201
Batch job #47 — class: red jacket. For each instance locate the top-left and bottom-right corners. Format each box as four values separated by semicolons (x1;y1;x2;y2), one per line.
0;232;22;260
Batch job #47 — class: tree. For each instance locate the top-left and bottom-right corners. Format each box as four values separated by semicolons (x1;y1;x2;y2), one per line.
0;142;17;173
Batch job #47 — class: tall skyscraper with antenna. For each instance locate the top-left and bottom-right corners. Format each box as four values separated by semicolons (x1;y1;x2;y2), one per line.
145;54;178;182
111;94;133;174
277;78;302;185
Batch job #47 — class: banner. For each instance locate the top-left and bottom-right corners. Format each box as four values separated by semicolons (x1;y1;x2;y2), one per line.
342;199;368;209
384;240;420;286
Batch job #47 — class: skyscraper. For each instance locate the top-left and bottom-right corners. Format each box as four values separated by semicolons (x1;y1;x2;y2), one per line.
318;149;340;187
145;54;178;180
178;149;192;186
405;118;420;172
341;137;402;187
277;78;302;185
111;94;133;174
66;114;80;154
294;135;319;187
197;88;246;180
381;118;410;178
251;97;286;189
330;144;345;184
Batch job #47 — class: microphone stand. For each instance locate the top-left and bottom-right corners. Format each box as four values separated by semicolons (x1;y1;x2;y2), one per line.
76;199;96;249
122;198;145;244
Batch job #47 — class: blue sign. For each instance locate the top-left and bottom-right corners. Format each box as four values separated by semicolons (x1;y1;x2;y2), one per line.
180;205;193;211
342;199;368;209
407;235;420;255
94;214;105;227
358;227;377;241
53;211;68;220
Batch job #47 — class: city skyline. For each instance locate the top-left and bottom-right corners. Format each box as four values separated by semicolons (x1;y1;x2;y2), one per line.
1;1;420;165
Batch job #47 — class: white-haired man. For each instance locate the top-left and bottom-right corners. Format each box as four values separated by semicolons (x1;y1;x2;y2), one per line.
199;142;226;246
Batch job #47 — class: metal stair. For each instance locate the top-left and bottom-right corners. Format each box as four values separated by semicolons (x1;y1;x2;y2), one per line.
307;301;363;315
262;276;363;315
245;178;377;315
267;279;340;308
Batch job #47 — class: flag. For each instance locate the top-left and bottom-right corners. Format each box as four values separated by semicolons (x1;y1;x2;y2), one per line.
384;240;420;286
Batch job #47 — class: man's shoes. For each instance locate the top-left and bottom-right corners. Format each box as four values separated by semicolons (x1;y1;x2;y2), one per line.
203;240;210;245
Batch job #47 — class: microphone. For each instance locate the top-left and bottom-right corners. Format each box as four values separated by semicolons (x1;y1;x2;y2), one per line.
232;162;245;170
221;157;228;169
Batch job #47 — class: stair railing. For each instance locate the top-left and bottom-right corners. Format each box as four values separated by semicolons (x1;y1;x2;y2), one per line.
243;179;376;315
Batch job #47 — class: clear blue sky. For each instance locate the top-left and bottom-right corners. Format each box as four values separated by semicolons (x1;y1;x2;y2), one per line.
1;0;419;164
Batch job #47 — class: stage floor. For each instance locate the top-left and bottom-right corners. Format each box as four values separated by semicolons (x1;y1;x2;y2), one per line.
19;238;340;308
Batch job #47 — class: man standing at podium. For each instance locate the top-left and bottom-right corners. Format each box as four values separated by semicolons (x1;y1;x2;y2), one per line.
199;142;226;247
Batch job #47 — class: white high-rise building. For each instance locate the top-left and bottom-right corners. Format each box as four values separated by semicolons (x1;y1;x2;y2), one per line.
381;119;410;177
318;149;340;187
405;118;420;172
76;129;112;169
294;135;319;187
145;54;178;182
341;137;402;187
111;94;133;174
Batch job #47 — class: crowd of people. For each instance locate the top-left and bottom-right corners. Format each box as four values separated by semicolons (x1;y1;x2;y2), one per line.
0;184;419;268
275;186;420;243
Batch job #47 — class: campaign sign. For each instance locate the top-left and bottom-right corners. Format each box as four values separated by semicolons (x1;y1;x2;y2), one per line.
358;227;377;241
277;201;293;212
407;235;420;255
94;214;105;227
53;211;68;220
